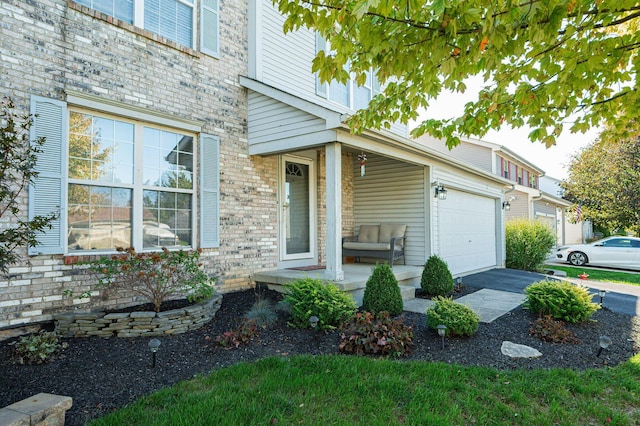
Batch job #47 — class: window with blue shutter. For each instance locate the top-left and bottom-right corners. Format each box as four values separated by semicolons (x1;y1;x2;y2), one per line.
199;134;220;248
29;96;67;255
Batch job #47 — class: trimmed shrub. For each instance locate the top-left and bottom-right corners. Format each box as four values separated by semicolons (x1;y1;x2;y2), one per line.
421;255;453;296
10;331;68;365
362;263;403;316
339;311;414;358
523;279;600;323
283;277;357;330
426;297;480;337
505;219;556;271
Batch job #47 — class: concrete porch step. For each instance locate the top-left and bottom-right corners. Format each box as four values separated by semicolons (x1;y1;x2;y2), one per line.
254;264;423;308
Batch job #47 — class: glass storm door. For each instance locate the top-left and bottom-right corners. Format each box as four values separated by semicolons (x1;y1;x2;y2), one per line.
281;157;315;260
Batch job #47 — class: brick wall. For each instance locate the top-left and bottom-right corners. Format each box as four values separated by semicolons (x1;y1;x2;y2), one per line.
0;0;279;328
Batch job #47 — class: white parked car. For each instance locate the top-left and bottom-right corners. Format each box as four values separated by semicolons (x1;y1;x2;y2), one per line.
555;236;640;270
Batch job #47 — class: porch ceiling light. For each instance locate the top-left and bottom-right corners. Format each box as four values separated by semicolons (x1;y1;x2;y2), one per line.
434;184;447;200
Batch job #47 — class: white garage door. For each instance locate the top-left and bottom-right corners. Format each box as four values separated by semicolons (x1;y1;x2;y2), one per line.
439;190;497;275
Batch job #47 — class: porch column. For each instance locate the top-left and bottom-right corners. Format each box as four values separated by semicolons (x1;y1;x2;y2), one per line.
325;142;344;281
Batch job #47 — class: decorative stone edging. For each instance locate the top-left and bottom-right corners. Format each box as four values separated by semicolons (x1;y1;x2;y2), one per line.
54;293;223;338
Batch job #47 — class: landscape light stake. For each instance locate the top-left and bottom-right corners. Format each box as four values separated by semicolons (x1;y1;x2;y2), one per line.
437;324;447;350
598;289;606;306
309;316;319;330
148;338;161;368
597;335;612;357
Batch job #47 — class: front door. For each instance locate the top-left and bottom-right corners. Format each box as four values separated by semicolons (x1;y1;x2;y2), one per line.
280;155;316;262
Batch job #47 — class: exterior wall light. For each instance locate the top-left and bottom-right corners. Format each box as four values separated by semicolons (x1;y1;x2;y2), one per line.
502;201;511;210
434;184;447;200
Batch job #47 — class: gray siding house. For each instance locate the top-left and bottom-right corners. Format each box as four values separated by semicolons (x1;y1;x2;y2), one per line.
416;135;577;246
1;0;510;329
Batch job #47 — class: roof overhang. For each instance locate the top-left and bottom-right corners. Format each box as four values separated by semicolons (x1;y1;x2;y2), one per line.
239;76;509;187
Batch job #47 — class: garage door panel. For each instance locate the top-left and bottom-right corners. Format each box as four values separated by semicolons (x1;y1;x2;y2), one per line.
439;190;497;275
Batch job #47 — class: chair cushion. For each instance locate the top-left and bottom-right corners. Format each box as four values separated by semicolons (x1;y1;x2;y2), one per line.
379;223;406;245
343;242;391;251
357;225;379;243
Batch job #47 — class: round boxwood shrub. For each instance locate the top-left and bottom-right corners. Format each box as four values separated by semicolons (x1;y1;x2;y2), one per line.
426;297;480;337
283;277;357;330
362;263;403;316
421;255;453;296
523;279;600;323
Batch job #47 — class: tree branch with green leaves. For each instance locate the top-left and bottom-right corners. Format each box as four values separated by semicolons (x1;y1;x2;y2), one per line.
275;0;640;148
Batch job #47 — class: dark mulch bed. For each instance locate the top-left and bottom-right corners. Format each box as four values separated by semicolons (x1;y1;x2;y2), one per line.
1;286;639;426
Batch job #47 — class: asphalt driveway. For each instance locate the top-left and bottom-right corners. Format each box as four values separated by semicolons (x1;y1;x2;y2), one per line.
463;268;640;317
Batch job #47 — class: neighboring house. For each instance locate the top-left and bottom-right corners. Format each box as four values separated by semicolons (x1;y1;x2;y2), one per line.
540;176;593;244
417;136;576;246
0;0;510;329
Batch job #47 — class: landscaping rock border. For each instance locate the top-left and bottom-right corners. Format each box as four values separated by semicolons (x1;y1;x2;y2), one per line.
53;294;223;338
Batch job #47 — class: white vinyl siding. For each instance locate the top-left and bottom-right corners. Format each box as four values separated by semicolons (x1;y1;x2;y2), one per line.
200;134;220;248
247;92;327;147
29;96;68;255
255;0;410;138
260;1;317;97
352;154;426;266
504;190;529;219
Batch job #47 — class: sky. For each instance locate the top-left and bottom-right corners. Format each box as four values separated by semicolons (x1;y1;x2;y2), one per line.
411;77;602;180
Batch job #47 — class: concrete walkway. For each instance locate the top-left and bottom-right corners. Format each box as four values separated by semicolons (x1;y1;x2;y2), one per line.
403;268;640;322
403;289;525;323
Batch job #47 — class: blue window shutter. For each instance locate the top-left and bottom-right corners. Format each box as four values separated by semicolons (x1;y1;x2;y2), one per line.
315;33;327;97
28;96;67;255
200;134;219;248
201;0;219;57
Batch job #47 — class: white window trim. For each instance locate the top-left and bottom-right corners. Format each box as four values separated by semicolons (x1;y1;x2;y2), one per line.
76;0;206;53
67;107;198;254
315;34;381;110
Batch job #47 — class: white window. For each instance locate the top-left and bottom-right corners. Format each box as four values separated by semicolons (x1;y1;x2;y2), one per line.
67;110;194;251
74;0;217;55
28;96;220;255
315;34;380;110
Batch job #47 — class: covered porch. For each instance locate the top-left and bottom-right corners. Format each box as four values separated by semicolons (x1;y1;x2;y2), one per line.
253;263;423;306
240;76;508;286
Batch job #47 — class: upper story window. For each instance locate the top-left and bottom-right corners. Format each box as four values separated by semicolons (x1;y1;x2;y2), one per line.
315;35;381;110
529;174;537;188
501;158;509;179
74;0;218;56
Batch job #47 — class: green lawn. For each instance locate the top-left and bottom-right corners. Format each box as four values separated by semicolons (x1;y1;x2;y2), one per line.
90;354;640;425
544;264;640;286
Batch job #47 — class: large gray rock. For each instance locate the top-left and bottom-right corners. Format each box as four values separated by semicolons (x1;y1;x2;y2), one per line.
501;341;542;358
